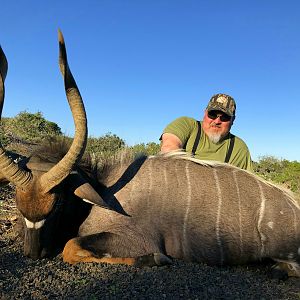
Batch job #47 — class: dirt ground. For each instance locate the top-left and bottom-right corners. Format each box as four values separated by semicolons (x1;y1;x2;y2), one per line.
0;185;300;300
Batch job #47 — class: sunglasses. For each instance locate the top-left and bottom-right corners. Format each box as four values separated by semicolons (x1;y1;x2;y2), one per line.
207;110;232;122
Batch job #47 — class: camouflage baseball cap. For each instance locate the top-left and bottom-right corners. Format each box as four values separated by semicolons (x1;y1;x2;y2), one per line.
206;93;236;117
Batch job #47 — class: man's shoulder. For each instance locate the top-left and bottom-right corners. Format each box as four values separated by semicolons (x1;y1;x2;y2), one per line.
165;116;198;129
163;116;198;142
173;116;197;124
230;134;250;151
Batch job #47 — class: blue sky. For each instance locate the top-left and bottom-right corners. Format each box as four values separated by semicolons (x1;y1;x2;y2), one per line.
1;1;299;162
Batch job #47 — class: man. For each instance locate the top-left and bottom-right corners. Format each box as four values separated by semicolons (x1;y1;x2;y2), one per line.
160;93;253;171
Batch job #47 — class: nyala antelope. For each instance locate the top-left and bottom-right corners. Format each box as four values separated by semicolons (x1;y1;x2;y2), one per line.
0;31;299;279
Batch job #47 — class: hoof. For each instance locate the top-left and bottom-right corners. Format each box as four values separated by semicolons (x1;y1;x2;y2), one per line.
269;264;289;281
270;261;300;279
134;253;173;267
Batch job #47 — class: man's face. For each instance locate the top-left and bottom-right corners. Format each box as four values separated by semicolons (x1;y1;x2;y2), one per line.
202;110;234;143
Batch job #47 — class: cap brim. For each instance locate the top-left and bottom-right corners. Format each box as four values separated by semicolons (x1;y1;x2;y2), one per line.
207;105;234;117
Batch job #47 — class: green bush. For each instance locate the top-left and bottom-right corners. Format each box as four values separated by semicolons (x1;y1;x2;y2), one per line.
1;110;299;197
86;133;125;159
130;142;160;156
1;111;62;144
0;119;11;146
254;156;300;193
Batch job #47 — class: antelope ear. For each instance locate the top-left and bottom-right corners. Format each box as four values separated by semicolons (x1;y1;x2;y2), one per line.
67;172;112;210
74;182;112;209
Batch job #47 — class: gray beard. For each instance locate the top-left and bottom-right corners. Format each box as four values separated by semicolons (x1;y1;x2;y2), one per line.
207;132;223;144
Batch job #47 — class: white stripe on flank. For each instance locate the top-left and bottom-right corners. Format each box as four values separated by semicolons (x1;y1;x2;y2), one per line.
284;197;298;240
161;166;168;214
147;159;153;208
233;170;244;257
183;162;192;258
163;167;168;188
25;218;45;229
257;180;266;257
129;172;137;205
213;169;224;265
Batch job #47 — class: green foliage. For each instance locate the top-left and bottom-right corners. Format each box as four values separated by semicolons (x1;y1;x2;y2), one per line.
1;110;299;197
1;111;62;144
86;133;125;158
130;142;160;156
0;118;11;146
254;156;300;193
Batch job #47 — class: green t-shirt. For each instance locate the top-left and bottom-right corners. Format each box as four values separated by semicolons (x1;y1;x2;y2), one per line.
162;116;253;172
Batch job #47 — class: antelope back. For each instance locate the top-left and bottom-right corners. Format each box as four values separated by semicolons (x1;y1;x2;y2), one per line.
80;154;300;265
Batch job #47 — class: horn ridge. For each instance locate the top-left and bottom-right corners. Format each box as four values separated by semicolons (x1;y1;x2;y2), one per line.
40;30;87;192
0;46;8;118
58;29;78;92
0;46;8;82
0;148;32;186
0;47;33;187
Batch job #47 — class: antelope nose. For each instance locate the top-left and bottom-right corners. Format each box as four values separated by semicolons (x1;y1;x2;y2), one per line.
24;228;42;259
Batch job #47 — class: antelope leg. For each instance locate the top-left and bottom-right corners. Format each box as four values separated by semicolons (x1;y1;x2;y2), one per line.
62;234;172;266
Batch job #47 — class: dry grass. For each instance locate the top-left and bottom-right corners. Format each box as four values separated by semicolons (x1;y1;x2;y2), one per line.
0;184;20;241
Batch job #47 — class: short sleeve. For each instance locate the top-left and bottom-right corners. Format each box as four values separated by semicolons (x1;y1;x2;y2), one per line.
162;117;197;145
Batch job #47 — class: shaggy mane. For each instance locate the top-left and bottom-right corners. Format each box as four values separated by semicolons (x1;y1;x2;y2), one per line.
31;137;71;163
94;148;145;184
27;143;299;207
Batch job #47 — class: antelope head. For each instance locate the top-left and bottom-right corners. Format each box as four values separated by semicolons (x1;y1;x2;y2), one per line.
0;31;109;259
